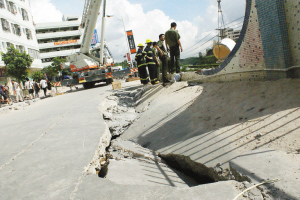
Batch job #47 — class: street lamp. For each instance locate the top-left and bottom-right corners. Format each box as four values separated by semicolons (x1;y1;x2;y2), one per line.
107;15;133;68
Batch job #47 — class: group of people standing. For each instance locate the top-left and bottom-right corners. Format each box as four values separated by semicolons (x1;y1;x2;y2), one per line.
0;77;52;105
135;22;183;86
22;78;51;100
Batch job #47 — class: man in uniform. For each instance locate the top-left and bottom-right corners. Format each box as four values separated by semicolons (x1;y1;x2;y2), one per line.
135;43;150;85
155;34;170;84
144;39;159;85
165;22;183;74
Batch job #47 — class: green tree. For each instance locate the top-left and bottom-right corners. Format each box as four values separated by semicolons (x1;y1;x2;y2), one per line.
62;68;72;76
0;45;33;83
115;59;128;69
30;70;43;81
43;57;66;81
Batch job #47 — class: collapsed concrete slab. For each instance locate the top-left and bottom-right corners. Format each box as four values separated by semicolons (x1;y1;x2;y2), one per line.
230;149;300;200
106;138;198;187
75;175;245;200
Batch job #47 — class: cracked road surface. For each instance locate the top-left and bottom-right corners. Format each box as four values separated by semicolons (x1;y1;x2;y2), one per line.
0;84;115;199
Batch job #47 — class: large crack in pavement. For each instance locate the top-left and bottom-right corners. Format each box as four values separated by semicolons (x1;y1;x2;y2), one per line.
88;84;273;199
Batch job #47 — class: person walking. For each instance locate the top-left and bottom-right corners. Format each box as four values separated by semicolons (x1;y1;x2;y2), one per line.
155;34;170;84
47;80;52;96
24;78;33;100
165;22;183;74
11;80;23;102
144;39;159;85
40;78;47;97
33;80;40;98
135;43;150;85
24;78;30;99
29;79;34;99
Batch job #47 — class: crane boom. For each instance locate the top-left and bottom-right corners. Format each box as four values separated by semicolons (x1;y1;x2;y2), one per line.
80;0;102;54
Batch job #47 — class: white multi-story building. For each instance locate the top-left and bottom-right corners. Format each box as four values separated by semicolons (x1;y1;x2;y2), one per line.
224;28;241;40
0;0;42;76
35;15;82;68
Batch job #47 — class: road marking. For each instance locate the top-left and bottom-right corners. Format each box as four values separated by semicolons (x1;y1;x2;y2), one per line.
0;106;75;172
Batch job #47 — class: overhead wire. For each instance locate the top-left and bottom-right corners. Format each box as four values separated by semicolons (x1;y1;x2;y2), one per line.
181;15;245;58
183;15;244;53
181;36;217;57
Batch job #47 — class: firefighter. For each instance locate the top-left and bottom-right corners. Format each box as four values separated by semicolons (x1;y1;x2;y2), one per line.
144;39;159;85
135;43;150;85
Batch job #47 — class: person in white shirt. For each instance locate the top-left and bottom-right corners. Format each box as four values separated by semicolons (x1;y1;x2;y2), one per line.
29;79;34;99
11;80;23;102
40;78;48;97
24;78;33;100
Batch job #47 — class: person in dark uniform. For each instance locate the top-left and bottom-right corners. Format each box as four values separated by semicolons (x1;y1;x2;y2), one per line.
165;22;183;74
135;43;150;85
155;34;170;84
144;39;159;85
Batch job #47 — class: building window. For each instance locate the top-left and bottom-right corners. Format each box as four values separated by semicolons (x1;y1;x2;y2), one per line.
21;8;29;21
6;42;14;48
28;48;40;59
1;18;11;32
5;0;16;15
0;0;5;9
11;24;21;36
16;45;25;53
25;28;32;40
2;42;6;50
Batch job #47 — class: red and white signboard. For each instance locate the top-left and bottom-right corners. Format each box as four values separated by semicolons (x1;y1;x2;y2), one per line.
126;30;136;54
126;53;131;62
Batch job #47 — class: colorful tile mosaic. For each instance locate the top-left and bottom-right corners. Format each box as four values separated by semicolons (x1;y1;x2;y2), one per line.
202;0;299;81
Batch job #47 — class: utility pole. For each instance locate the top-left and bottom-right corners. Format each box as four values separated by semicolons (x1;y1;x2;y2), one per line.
216;0;226;40
100;0;106;65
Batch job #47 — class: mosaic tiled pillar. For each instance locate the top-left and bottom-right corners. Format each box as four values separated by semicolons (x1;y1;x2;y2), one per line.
284;0;300;66
256;0;292;69
202;0;268;81
201;0;300;82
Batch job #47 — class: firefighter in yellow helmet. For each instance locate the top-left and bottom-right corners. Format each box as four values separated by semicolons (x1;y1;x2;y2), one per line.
144;39;159;84
135;43;150;85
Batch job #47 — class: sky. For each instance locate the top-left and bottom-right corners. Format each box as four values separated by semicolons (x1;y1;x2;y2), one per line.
29;0;246;62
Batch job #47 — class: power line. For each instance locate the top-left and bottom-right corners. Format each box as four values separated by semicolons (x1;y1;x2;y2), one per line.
183;16;244;53
182;35;216;57
183;30;217;52
181;16;245;58
224;16;244;27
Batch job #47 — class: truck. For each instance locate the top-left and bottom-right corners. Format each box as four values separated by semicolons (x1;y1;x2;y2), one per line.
61;0;131;89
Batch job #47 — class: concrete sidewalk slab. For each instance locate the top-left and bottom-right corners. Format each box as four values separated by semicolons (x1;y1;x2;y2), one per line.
121;82;202;143
106;138;198;188
229;149;300;200
75;175;243;200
